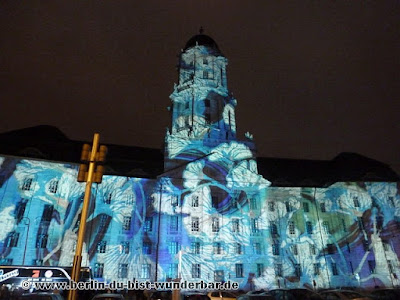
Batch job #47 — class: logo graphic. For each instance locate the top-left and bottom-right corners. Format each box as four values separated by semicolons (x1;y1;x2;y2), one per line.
0;269;19;283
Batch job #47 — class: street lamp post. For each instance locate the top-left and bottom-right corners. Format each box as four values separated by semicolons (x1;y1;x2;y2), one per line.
68;133;107;300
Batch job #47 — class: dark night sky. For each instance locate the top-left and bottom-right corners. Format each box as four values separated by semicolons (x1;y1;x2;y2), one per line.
1;1;399;173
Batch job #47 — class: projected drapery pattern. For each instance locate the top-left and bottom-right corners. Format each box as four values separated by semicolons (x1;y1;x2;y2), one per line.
0;156;399;289
0;33;399;290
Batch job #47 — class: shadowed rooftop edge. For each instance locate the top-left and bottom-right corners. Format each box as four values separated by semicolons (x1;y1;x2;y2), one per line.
0;125;398;187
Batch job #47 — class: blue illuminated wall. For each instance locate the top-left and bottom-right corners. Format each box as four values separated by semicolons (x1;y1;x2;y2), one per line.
0;33;399;291
0;157;399;290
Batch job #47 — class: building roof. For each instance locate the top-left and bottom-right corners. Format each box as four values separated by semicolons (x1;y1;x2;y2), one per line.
0;125;398;185
184;33;222;55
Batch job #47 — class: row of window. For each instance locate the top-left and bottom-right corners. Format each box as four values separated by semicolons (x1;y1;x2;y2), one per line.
275;259;393;278
190;217;259;233
20;177;59;193
192;263;247;279
5;231;48;248
266;196;389;214
19;176;395;210
96;240;261;256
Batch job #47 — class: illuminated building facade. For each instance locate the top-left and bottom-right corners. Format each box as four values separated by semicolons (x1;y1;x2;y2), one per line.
0;33;399;290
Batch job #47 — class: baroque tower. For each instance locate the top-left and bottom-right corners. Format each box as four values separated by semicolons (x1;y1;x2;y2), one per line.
165;31;256;172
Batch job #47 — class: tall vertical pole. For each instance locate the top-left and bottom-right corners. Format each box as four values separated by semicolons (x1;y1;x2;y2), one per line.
68;133;100;300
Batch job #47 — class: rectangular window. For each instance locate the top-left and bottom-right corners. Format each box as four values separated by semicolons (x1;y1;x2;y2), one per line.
169;216;179;233
123;216;131;231
253;242;261;255
203;70;208;79
309;244;316;255
72;241;77;252
249;198;258;210
21;177;33;191
232;218;240;233
36;234;47;248
272;243;280;256
368;260;376;274
212;217;219;232
357;217;364;231
327;243;335;254
7;232;19;247
171;195;178;207
285;201;292;213
42;205;54;222
294;264;301;277
342;219;347;232
168;264;178;279
389;196;395;207
363;239;369;251
251;218;259;234
192;264;201;278
213;242;222;255
144;217;153;232
268;202;275;211
292;245;298;255
383;241;390;251
99;214;109;228
338;199;343;209
235;243;243;255
141;264;151;279
388;260;394;274
15;198;28;223
320;203;326;212
332;263;338;276
120;241;129;254
48;180;58;193
314;263;321;275
306;221;313;234
125;195;134;205
97;241;107;253
275;264;283;277
376;215;384;230
214;270;224;282
257;264;264;277
235;264;244;278
191;195;199;207
191;242;201;254
323;221;330;234
303;202;309;212
0;258;13;265
169;241;179;254
314;263;320;275
353;196;360;208
94;263;104;278
191;217;199;232
289;221;295;235
203;58;208;65
270;221;278;235
205;112;211;125
104;192;113;204
143;242;152;255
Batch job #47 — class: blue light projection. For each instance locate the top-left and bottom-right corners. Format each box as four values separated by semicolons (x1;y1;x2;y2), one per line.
0;34;399;291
